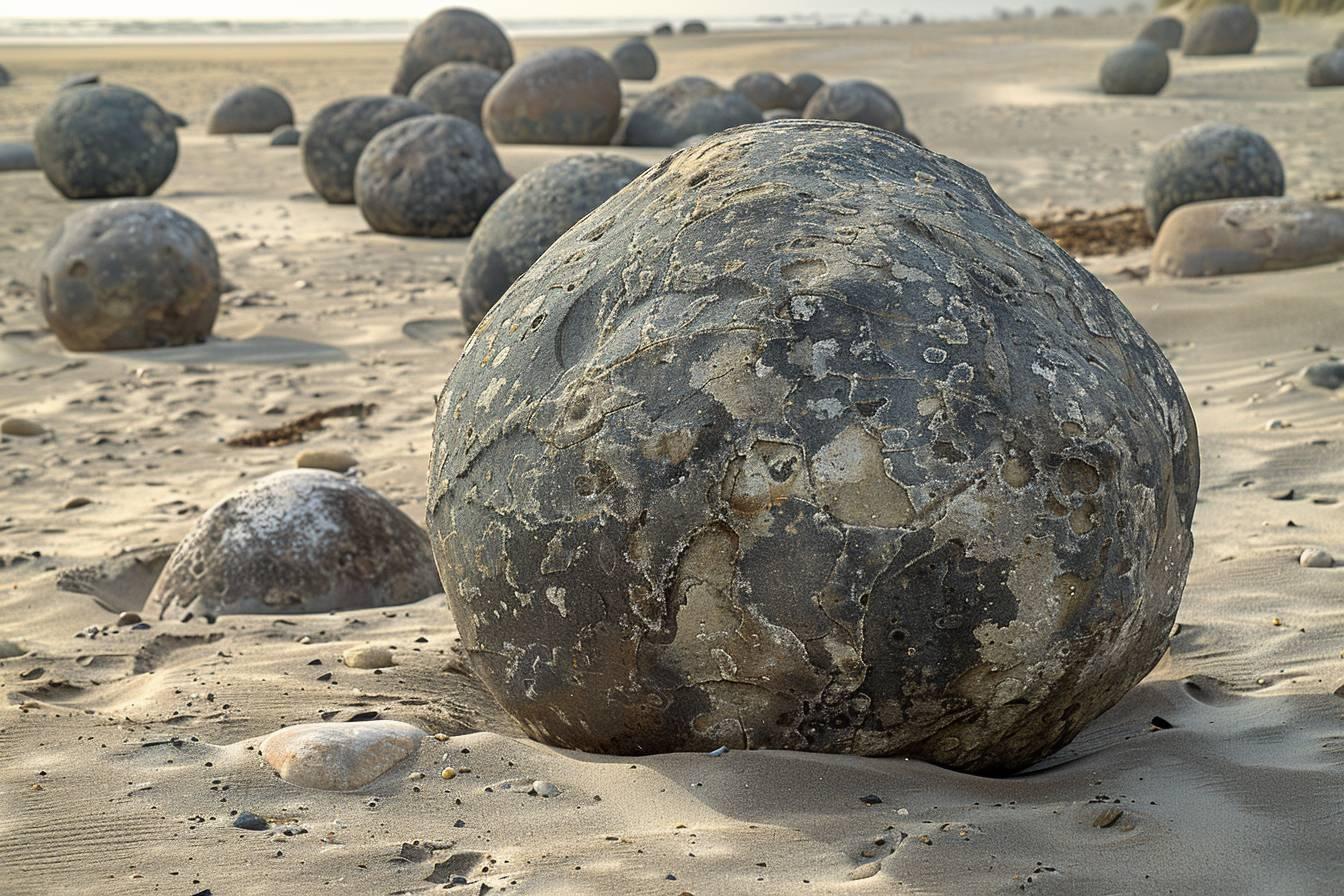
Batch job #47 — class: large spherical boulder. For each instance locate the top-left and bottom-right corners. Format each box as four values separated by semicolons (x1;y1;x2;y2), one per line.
39;200;219;352
1183;5;1258;57
1144;122;1284;234
1152;197;1344;278
803;79;904;132
787;72;824;110
427;120;1199;774
146;469;442;619
1308;49;1344;88
33;84;177;199
1099;40;1170;95
206;85;294;134
1137;15;1183;51
482;48;622;145
610;38;657;81
408;62;501;126
302;95;431;204
682;20;708;34
392;7;513;95
459;153;646;332
733;72;791;111
354;114;510;238
623;76;763;147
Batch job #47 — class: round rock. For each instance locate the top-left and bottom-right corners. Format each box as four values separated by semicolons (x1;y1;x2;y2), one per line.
1308;49;1344;88
786;72;824;110
1137;16;1183;51
803;79;904;132
354;114;510;237
408;62;501;127
144;469;442;619
426;120;1199;774
482;48;622;145
39;200;219;352
269;126;300;146
682;20;708;34
343;645;395;669
206;85;294;135
622;76;763;147
1183;5;1258;57
1143;122;1284;235
33;84;177;199
610;38;658;81
1;417;45;437
733;72;791;111
392;7;513;95
301;95;430;204
1300;548;1334;569
260;720;424;791
653;23;674;36
0;141;38;172
1099;40;1170;96
1151;198;1344;278
459;152;646;332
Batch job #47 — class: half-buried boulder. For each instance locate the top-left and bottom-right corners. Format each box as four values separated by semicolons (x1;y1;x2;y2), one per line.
1099;40;1170;95
33;84;177;199
1308;49;1344;88
144;469;442;619
270;126;300;146
206;85;294;134
260;721;424;791
1184;4;1258;57
301;95;431;204
733;71;791;110
1137;15;1183;51
1143;122;1284;234
39;200;219;352
623;76;762;147
786;72;824;110
610;38;657;81
459;152;646;332
408;62;501;127
0;142;38;172
682;20;708;34
803;79;904;132
482;48;622;145
1152;197;1344;278
392;7;513;95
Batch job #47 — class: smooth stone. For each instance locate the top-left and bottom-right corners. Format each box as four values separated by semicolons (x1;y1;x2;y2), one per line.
302;95;431;204
622;76;762;147
1;417;45;436
610;38;657;81
260;720;425;791
1143;122;1283;234
116;612;141;626
786;72;824;109
392;7;513;95
1300;548;1334;569
168;112;187;128
1303;361;1344;390
849;861;882;881
803;79;904;132
269;126;300;146
1184;4;1258;56
295;448;358;472
62;496;92;510
531;780;559;798
1099;40;1170;96
733;71;791;110
1137;16;1183;51
343;645;395;669
233;811;270;830
682;20;708;34
1151;198;1344;278
0;640;26;658
1308;50;1344;88
0;142;37;172
408;62;500;127
482;47;622;146
207;85;294;135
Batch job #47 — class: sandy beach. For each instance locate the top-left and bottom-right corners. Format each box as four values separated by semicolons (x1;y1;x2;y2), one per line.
3;11;1344;894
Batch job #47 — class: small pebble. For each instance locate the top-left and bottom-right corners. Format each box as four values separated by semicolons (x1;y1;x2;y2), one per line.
1265;419;1286;430
61;496;92;510
532;780;559;798
1092;807;1124;829
848;860;882;880
707;746;729;757
295;449;358;473
1;417;45;437
441;767;457;780
117;612;142;626
234;811;270;831
1299;547;1334;568
342;645;394;669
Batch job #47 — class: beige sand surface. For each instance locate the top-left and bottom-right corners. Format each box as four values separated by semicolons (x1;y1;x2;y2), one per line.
2;13;1344;895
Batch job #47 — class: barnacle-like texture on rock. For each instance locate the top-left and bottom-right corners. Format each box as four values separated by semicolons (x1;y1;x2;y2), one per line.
427;121;1199;774
33;84;177;199
392;7;513;95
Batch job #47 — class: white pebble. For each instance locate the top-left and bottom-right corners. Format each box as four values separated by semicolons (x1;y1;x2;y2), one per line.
1299;547;1334;568
531;780;559;798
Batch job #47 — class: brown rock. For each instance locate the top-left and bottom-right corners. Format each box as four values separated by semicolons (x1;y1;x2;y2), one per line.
1152;198;1344;278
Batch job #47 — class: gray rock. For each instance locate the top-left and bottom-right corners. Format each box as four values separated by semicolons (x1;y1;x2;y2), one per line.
803;79;904;132
168;112;188;128
269;126;300;146
261;721;424;791
1143;122;1284;234
483;48;622;146
1151;198;1344;278
0;640;27;658
682;20;708;34
0;64;10;87
354;114;510;238
653;23;674;36
426;120;1199;775
206;85;294;135
1308;49;1344;88
33;84;178;199
459;153;646;332
145;469;442;619
408;62;500;127
59;72;99;90
1184;5;1258;57
786;72;824;110
1099;40;1170;96
610;38;657;81
392;7;513;95
733;72;790;110
1304;360;1344;390
1137;16;1183;51
0;141;38;172
39;200;219;352
623;76;762;147
1300;547;1334;569
233;811;270;831
301;95;431;204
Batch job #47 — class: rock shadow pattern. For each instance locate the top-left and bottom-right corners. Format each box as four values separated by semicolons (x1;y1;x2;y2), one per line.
427;121;1199;775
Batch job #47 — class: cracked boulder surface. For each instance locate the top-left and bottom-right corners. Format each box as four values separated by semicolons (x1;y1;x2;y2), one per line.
427;120;1199;775
146;469;442;620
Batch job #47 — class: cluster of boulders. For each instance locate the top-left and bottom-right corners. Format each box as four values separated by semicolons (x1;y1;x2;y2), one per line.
1099;8;1268;97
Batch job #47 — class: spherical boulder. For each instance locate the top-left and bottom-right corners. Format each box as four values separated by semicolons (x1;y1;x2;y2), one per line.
610;38;658;81
301;95;431;204
733;72;791;111
1137;15;1183;51
206;85;294;135
787;72;824;110
682;20;708;34
392;7;513;95
33;84;177;199
145;469;442;619
803;79;904;132
458;152;646;332
1183;5;1258;57
354;114;510;238
427;120;1199;774
623;76;763;147
654;23;674;36
1143;122;1284;234
1099;40;1170;96
39;200;219;352
1308;49;1344;88
1151;197;1344;278
482;48;622;145
408;61;501;126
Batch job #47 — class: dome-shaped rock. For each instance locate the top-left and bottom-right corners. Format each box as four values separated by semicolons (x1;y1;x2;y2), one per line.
1308;49;1344;88
682;20;708;34
786;72;824;110
1137;16;1183;51
1143;122;1284;234
482;48;622;145
206;85;294;135
260;721;424;791
33;84;177;199
653;23;674;36
1151;197;1344;278
408;62;501;127
39;200;219;352
301;95;430;204
1099;40;1170;95
427;120;1199;775
459;152;646;332
354;114;510;237
145;469;442;619
622;76;762;147
392;7;513;95
611;38;658;81
733;72;791;110
270;125;300;146
1184;5;1258;57
803;79;904;132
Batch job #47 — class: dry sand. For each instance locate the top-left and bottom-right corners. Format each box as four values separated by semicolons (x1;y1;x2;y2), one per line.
2;12;1344;895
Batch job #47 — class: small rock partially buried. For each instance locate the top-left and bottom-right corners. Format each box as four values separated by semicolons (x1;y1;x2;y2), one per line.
803;79;904;132
682;20;708;34
1300;547;1334;569
1184;4;1258;57
1303;360;1344;390
302;95;431;204
343;645;395;669
1151;198;1344;278
610;38;657;81
233;811;270;831
295;448;357;472
623;76;762;147
1143;122;1284;235
0;142;38;172
1100;40;1170;96
1137;16;1183;51
392;7;513;95
408;62;500;127
1;417;46;437
1308;49;1344;88
207;85;294;134
260;720;424;790
269;126;300;146
483;47;622;145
